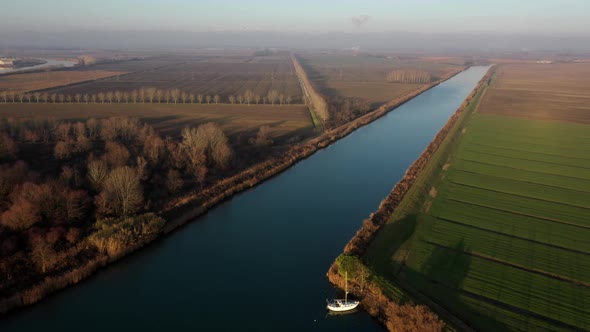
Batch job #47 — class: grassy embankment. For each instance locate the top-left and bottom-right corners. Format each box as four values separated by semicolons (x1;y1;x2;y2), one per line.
291;54;328;130
330;66;495;331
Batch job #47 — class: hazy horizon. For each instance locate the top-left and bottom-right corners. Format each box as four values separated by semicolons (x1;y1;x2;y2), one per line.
3;0;589;36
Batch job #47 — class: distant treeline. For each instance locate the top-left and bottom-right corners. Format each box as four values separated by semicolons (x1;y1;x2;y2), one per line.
0;88;294;106
386;69;433;84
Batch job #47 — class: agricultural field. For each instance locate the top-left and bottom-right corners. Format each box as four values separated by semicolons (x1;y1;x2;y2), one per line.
0;103;313;141
365;64;590;331
42;55;303;104
0;70;125;93
479;63;590;123
299;53;464;106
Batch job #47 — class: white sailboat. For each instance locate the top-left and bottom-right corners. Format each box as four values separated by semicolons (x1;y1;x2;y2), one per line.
327;271;360;312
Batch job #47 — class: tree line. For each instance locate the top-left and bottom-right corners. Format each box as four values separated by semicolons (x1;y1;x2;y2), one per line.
386;69;433;84
0;88;294;106
0;116;240;297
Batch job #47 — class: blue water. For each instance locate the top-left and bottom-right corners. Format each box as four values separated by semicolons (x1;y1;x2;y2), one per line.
0;66;489;331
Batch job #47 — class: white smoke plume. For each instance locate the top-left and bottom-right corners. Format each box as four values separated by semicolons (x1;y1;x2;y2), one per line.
352;15;369;26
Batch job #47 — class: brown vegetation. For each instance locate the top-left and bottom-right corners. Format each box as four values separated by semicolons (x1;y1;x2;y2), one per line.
327;261;445;332
478;63;590;123
0;103;312;140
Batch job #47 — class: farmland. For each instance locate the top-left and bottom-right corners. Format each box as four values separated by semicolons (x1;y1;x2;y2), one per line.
299;54;464;106
363;63;590;331
479;63;590;123
0;70;125;93
41;55;303;104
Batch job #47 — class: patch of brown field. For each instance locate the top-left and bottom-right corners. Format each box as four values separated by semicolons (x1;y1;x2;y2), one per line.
479;63;590;123
325;81;422;105
0;71;126;93
0;103;313;138
301;54;463;104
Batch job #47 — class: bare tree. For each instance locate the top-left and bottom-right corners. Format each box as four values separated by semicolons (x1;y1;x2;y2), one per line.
237;94;244;104
103;141;130;168
130;90;138;103
164;90;171;104
114;91;122;103
97;92;105;104
0;91;6;103
214;94;220;104
252;125;273;147
83;94;89;103
165;169;183;194
244;89;254;105
100;166;143;216
170;88;180;103
267;90;279;106
66;95;72;103
34;92;41;103
155;89;163;103
180;91;188;103
106;91;114;103
122;92;130;103
88;159;108;189
279;94;285;106
138;88;146;103
40;92;48;103
197;93;204;104
188;93;195;104
58;94;65;103
75;93;82;103
262;96;268;104
286;95;292;104
255;95;261;104
146;87;156;103
228;95;236;104
205;95;211;104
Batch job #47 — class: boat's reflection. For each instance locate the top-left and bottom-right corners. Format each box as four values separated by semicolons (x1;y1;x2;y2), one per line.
326;307;360;316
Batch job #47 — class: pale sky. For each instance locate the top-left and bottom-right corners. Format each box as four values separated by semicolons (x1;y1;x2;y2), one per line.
3;0;589;36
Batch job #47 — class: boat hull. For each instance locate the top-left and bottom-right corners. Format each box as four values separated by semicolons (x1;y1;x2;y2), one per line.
326;299;360;312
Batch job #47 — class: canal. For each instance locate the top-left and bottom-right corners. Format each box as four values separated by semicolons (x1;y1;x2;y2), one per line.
1;66;490;331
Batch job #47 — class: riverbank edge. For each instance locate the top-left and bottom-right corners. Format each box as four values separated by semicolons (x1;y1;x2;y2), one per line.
327;66;496;331
0;67;464;316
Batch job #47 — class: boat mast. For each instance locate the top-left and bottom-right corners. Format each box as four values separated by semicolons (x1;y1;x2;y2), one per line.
345;271;348;303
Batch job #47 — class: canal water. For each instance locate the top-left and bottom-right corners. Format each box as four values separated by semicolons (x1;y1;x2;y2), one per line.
0;66;489;331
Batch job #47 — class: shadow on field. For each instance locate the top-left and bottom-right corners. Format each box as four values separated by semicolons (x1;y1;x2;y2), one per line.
422;239;471;290
401;239;510;331
295;56;339;97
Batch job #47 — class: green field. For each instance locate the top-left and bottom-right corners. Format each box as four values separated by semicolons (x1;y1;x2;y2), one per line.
367;113;590;331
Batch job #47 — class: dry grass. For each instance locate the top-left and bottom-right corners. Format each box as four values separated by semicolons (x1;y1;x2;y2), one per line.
0;70;126;93
0;103;313;139
479;63;590;123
